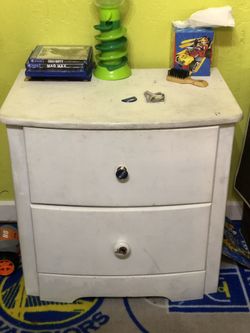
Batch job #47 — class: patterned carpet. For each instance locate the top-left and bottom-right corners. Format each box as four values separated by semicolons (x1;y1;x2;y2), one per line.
0;260;250;333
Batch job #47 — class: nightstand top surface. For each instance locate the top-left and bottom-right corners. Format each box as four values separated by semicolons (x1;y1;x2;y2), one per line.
0;68;242;129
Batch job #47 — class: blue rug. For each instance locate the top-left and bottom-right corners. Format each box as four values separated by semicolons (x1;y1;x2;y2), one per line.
169;265;250;312
0;264;250;332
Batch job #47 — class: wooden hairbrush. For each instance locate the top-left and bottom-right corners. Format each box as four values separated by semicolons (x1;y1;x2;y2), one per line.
167;68;208;88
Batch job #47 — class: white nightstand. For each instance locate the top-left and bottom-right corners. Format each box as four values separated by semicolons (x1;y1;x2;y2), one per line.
0;68;242;302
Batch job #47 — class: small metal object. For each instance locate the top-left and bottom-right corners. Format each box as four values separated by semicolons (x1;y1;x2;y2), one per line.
116;166;129;182
114;241;131;259
121;96;137;103
144;90;165;103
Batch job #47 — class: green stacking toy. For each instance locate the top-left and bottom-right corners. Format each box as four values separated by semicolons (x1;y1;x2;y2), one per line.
94;0;131;80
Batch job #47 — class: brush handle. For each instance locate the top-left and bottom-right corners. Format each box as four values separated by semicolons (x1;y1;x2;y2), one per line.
185;78;208;88
167;76;208;88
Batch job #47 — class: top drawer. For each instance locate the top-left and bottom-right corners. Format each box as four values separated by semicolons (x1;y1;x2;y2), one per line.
24;127;218;207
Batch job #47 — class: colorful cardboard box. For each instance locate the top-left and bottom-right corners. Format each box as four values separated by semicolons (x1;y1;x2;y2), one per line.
173;27;214;76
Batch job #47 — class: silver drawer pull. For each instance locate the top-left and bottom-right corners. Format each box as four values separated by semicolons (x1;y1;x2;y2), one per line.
114;241;131;259
116;166;129;182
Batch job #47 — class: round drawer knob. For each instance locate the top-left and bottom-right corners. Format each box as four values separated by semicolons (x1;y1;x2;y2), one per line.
116;166;129;182
114;241;131;259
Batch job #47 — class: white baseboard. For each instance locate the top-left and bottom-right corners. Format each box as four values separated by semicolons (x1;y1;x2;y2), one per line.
0;200;243;222
0;201;17;222
226;200;243;220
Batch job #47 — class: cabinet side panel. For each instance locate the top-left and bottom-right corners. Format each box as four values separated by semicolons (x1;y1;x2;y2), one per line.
7;127;39;296
205;125;235;293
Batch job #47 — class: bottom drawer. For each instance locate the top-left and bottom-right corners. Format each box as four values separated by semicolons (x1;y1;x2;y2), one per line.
38;271;206;302
32;204;210;276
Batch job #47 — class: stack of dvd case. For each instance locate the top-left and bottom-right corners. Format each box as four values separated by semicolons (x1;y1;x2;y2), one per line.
25;45;94;80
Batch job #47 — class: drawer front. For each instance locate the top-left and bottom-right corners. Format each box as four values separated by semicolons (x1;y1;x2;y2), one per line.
32;203;211;276
25;127;218;206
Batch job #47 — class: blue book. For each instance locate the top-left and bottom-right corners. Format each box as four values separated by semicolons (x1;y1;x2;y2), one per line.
25;67;93;81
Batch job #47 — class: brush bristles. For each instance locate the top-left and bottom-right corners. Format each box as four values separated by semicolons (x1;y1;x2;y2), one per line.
168;68;190;79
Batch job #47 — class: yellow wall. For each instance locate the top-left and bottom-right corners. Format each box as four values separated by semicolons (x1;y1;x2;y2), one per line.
0;0;249;201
